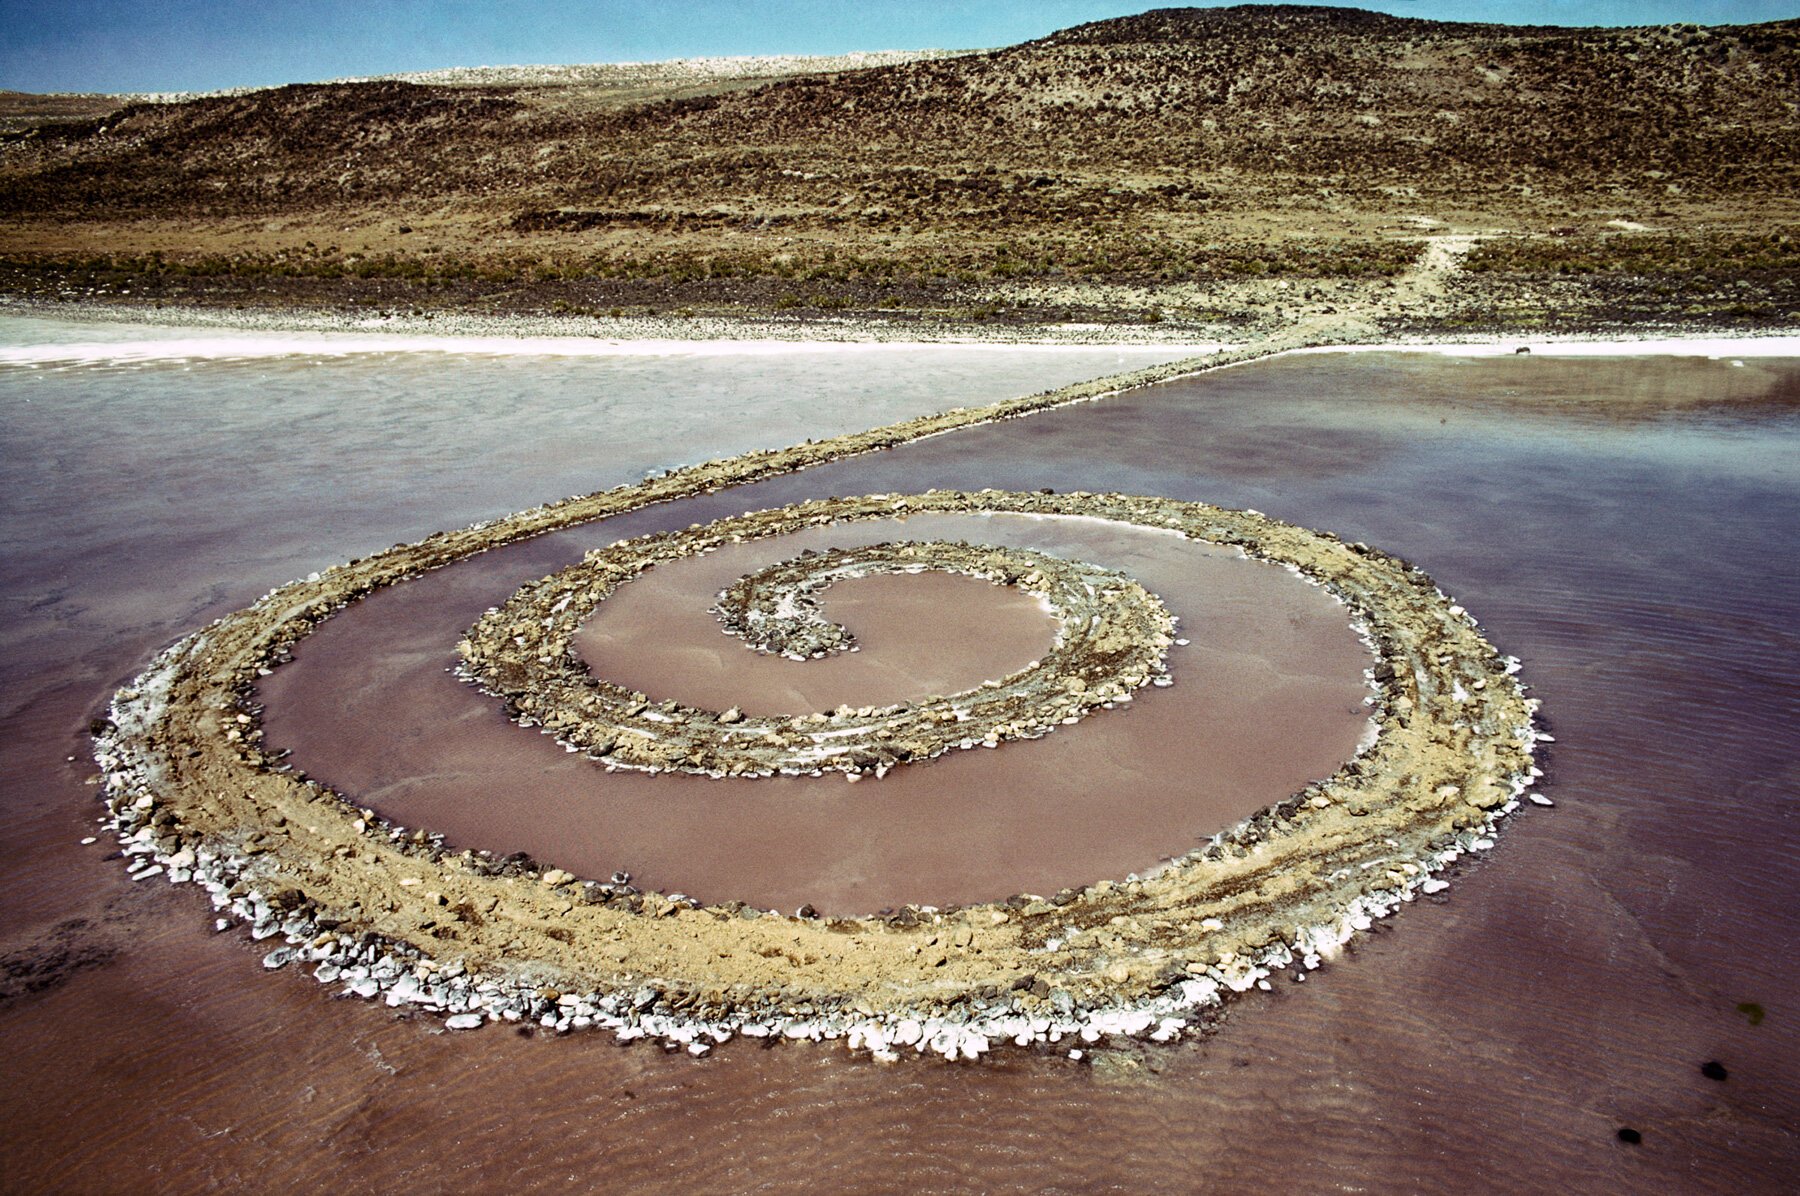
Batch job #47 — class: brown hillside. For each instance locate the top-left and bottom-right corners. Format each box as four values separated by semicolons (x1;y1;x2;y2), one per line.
1;5;1795;328
5;5;1795;219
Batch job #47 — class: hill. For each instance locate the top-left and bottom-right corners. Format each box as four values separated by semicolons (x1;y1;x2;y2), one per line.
1;5;1795;331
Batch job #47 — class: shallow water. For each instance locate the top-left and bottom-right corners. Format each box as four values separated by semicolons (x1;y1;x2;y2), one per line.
259;511;1371;912
2;322;1797;1192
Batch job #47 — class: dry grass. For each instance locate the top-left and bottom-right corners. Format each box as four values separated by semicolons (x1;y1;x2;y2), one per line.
2;5;1795;326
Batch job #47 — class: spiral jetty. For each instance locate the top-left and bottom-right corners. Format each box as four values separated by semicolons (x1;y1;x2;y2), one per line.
91;349;1544;1061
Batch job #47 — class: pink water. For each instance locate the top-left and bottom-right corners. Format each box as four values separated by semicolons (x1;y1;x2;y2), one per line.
3;327;1796;1192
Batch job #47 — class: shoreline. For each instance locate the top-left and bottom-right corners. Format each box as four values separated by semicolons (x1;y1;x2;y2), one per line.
0;294;1227;349
3;293;1800;369
6;293;1796;360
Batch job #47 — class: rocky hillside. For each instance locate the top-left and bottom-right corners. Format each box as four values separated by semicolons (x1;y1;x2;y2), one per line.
613;5;1796;201
0;5;1794;328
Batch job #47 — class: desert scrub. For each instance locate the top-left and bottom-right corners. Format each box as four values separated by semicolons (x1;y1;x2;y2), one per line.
1465;231;1799;276
478;235;1423;286
0;234;1424;308
0;249;490;285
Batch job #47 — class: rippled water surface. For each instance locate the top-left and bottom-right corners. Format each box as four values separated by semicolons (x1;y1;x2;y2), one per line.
2;316;1796;1192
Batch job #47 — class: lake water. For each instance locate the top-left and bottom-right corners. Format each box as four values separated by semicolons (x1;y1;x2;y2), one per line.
1;315;1795;1192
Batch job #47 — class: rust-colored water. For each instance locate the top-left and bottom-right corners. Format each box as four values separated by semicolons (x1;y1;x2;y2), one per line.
3;327;1797;1192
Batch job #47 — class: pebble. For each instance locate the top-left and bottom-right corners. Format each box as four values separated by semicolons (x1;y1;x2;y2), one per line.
445;1013;485;1030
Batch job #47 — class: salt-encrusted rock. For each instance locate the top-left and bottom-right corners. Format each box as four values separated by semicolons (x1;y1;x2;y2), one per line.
444;1013;485;1030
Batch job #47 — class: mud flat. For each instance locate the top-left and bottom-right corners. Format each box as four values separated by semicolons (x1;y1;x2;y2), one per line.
92;368;1539;1057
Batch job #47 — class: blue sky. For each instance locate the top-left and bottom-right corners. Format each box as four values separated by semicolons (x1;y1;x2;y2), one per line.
1;1;1792;94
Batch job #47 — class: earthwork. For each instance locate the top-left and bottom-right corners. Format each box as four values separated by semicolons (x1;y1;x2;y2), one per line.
90;321;1542;1056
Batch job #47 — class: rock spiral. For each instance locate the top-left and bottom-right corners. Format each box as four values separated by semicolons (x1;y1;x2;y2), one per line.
88;347;1542;1059
459;525;1176;778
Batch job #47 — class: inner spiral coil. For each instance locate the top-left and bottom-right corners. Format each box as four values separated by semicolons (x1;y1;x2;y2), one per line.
459;520;1176;778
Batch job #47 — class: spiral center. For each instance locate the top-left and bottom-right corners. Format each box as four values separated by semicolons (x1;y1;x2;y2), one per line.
458;522;1177;778
584;557;1060;718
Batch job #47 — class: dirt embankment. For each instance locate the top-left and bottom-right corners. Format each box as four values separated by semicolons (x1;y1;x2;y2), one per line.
96;480;1537;1054
461;532;1175;778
